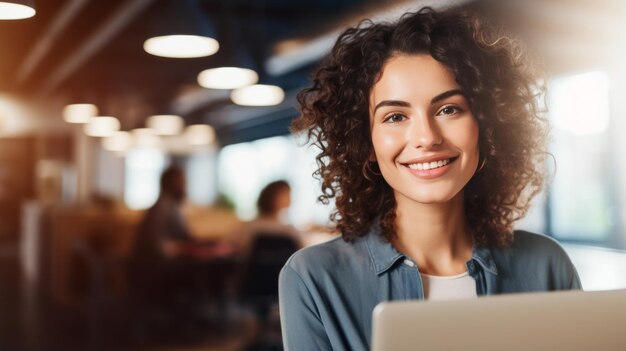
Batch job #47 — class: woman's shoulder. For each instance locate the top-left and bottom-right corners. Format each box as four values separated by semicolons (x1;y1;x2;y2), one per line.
490;230;581;290
490;230;571;263
283;234;370;278
508;230;569;256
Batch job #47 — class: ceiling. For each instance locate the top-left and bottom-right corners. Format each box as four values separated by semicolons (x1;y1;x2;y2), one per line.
0;0;624;145
0;0;387;143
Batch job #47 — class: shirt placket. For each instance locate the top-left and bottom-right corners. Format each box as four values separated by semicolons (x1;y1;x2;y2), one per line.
467;259;488;295
401;258;424;300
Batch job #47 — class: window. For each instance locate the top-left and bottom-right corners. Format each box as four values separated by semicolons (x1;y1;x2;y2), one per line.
124;148;168;209
217;135;332;228
546;71;619;247
186;149;218;206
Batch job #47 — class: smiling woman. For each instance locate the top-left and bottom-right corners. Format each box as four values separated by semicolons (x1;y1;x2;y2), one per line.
280;7;581;351
369;55;479;207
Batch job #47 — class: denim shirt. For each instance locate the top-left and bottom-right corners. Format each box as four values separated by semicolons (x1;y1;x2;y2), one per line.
278;229;581;351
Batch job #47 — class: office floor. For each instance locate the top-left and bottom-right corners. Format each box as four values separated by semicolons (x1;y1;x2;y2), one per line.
0;243;21;350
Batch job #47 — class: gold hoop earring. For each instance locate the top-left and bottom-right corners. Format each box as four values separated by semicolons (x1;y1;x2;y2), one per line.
477;155;487;173
363;161;381;182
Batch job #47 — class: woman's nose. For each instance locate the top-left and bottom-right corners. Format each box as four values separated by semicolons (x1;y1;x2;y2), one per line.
409;116;443;149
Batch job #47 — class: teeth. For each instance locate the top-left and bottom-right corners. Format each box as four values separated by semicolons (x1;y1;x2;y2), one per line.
407;158;451;170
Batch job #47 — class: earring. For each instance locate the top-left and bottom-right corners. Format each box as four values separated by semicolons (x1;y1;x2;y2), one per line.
362;160;381;182
477;154;487;173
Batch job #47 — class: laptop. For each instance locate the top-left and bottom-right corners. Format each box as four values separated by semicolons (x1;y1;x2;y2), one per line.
371;289;626;351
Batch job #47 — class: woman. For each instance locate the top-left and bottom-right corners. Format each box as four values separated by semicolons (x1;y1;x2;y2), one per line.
234;180;302;256
278;7;581;351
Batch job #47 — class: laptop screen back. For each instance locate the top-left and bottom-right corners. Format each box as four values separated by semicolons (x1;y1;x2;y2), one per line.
371;289;626;351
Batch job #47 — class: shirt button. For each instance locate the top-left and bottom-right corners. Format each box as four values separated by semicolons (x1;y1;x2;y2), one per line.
403;259;415;267
468;262;475;270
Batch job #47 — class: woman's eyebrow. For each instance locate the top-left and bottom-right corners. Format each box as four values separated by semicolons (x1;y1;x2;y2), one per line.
431;89;464;104
373;89;465;113
373;100;411;113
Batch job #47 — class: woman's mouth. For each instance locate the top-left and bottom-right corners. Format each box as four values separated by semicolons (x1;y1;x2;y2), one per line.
404;157;458;171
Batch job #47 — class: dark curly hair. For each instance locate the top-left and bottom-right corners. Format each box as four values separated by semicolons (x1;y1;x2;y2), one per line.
292;7;548;248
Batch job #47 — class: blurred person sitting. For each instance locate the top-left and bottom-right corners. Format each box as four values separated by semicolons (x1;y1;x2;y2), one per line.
131;165;240;338
133;165;235;261
235;180;303;256
134;165;192;265
235;180;302;350
130;165;207;341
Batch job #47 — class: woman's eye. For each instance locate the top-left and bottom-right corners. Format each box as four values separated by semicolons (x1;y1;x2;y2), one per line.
384;113;406;123
437;105;461;116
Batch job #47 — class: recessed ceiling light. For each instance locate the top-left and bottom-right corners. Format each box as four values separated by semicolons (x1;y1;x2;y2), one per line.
0;1;36;20
102;131;133;152
132;128;161;148
197;67;259;89
184;124;215;145
143;35;219;58
84;116;120;137
146;114;184;135
230;84;285;106
63;104;98;124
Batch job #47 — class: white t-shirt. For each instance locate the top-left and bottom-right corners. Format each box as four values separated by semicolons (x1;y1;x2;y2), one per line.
420;271;478;301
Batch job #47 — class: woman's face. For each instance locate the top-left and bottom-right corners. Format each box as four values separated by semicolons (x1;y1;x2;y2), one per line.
369;54;479;206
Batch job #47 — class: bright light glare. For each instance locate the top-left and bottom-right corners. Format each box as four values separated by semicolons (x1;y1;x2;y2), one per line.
125;148;167;209
231;84;285;106
143;35;218;58
63;104;98;123
102;131;133;152
0;95;30;135
197;67;258;89
132;128;161;148
185;124;215;145
84;116;120;137
146;114;184;135
0;2;36;20
550;71;610;136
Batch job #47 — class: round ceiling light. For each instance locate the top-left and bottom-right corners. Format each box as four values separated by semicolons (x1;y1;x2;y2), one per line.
197;67;258;89
102;131;133;152
146;114;184;135
0;1;36;20
84;116;120;137
63;103;98;124
143;35;219;58
132;128;161;148
184;124;215;145
230;84;285;106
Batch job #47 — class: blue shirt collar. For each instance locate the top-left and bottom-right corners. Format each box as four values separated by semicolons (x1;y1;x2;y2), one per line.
364;225;498;276
364;227;405;274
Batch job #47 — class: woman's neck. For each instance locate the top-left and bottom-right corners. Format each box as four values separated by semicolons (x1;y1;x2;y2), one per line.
392;192;473;276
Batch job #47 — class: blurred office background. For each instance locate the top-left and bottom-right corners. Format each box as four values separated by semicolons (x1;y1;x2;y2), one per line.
0;0;625;350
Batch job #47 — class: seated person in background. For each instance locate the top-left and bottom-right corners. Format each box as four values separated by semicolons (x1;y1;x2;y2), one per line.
134;165;192;265
134;165;233;265
234;180;303;257
236;181;302;350
131;165;234;335
130;165;199;332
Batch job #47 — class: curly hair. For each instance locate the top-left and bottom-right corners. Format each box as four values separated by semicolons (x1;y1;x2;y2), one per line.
291;7;548;248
